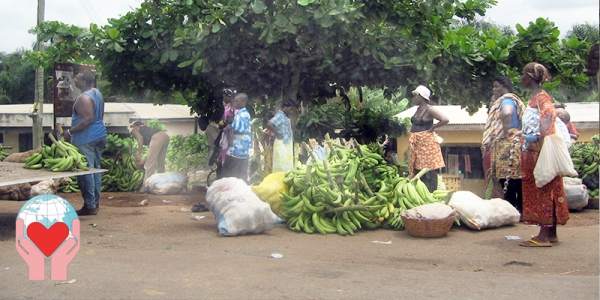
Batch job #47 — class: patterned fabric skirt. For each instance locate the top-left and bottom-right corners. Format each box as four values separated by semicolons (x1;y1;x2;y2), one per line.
521;149;569;226
408;131;445;177
272;139;294;173
483;138;522;198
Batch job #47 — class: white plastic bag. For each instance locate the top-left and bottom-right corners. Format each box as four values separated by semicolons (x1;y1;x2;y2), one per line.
145;173;188;195
564;184;589;210
448;191;520;230
206;177;281;236
533;134;577;187
30;179;57;196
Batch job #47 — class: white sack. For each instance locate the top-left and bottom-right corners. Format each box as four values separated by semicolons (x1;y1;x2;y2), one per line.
401;203;455;220
145;173;188;195
448;191;520;230
564;184;589;211
206;177;280;236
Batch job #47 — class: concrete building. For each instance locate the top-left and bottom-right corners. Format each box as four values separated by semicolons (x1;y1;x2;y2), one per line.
0;103;197;153
395;102;599;197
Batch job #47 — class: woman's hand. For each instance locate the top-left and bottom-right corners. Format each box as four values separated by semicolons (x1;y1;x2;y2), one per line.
276;133;283;140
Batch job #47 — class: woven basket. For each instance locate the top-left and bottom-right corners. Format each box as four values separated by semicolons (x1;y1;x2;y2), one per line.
402;213;456;238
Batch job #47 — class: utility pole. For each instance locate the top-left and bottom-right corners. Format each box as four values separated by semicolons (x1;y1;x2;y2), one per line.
32;0;45;149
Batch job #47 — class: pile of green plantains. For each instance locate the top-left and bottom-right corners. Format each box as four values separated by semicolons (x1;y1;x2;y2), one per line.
281;134;450;235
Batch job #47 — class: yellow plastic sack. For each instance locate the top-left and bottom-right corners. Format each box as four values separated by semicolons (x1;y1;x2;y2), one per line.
251;172;289;219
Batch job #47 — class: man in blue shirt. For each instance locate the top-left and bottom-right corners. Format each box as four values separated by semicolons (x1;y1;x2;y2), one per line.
220;93;252;182
61;71;107;216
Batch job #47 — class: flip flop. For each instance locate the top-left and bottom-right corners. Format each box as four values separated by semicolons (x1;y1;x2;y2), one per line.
531;235;559;243
519;239;552;247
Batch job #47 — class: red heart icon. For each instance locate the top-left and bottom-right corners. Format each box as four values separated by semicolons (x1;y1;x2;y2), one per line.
26;222;69;257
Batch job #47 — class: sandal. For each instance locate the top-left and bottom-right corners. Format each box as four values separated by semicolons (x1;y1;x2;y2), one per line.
519;239;552;247
531;235;558;243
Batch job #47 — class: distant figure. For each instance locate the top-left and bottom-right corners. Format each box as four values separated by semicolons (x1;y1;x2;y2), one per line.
408;85;449;192
61;71;107;216
198;115;220;166
220;93;252;182
266;99;299;173
130;121;170;193
554;102;579;142
482;76;525;211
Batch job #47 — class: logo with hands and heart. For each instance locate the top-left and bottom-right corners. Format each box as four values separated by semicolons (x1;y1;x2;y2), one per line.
16;194;80;281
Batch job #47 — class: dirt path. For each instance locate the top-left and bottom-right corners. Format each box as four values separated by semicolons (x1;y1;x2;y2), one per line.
0;189;598;299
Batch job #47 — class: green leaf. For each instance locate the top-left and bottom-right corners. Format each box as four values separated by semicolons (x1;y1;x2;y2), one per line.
318;16;334;28
114;43;124;52
252;1;266;14
212;23;221;33
485;39;496;49
169;51;178;61
298;0;314;6
160;52;169;64
108;28;119;39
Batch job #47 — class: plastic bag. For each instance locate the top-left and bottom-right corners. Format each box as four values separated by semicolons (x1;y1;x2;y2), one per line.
145;173;189;195
206;177;281;236
564;184;589;211
30;179;57;196
448;191;520;230
250;172;288;219
533;134;577;187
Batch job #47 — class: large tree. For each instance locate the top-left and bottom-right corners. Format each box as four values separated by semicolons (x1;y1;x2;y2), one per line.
27;0;594;115
28;0;496;112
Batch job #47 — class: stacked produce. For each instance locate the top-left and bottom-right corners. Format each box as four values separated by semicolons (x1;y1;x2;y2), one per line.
570;134;599;198
100;154;145;192
0;147;9;161
59;177;81;193
24;134;89;172
281;134;449;235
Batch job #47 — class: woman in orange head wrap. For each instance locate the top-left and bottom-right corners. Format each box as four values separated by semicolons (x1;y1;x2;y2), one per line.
517;62;569;247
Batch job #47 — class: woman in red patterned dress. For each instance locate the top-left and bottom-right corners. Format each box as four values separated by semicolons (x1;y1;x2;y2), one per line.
517;62;569;247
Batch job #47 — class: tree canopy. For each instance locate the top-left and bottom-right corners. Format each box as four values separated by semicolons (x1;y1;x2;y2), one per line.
26;0;595;115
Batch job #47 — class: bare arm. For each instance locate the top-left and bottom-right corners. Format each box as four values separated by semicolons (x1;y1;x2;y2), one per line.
266;121;282;139
131;128;144;158
70;95;95;134
500;102;515;136
426;106;449;132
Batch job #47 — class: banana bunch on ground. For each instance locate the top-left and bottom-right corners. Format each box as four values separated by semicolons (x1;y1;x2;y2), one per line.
569;135;599;180
589;189;599;199
0;148;9;161
100;154;145;192
281;134;441;235
59;176;81;193
570;144;598;178
25;134;89;172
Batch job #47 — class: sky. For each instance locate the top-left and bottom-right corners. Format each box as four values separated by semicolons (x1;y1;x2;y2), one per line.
0;0;598;54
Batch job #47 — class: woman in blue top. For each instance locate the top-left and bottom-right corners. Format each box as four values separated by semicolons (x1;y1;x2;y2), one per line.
267;99;298;173
482;76;525;212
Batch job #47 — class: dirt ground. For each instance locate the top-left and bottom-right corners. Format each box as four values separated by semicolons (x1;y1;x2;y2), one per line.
0;187;598;299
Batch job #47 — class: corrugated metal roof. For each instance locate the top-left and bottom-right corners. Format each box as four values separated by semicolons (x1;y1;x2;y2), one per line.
395;102;599;125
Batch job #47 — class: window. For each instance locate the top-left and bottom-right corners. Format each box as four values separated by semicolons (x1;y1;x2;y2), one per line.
19;133;33;152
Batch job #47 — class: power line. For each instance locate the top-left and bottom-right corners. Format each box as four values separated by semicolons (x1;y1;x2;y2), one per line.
78;0;103;25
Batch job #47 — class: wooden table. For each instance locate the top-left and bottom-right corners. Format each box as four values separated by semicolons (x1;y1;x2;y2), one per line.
0;162;106;187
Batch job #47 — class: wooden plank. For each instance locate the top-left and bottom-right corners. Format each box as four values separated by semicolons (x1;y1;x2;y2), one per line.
0;162;106;187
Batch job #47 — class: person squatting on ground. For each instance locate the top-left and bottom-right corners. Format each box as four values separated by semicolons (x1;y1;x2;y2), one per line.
266;98;299;173
62;71;107;216
516;62;569;247
130;121;170;192
220;93;252;181
408;85;449;193
482;76;526;212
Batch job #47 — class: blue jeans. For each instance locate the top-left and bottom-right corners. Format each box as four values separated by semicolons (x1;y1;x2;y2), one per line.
76;137;107;209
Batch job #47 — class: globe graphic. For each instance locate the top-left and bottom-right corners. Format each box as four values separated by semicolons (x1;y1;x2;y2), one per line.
17;194;79;239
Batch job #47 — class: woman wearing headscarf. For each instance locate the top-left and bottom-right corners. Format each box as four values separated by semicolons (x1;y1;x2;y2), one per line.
517;62;569;247
482;76;526;212
267;99;298;173
408;85;449;192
